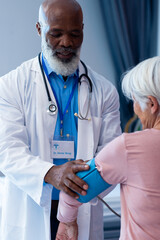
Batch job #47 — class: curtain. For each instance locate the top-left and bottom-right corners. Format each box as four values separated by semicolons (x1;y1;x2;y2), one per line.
99;0;158;130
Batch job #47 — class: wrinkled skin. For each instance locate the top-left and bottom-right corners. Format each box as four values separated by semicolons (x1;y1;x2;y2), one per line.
56;221;78;240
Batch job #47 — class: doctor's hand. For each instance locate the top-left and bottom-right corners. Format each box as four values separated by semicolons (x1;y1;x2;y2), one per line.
44;160;89;198
56;221;78;240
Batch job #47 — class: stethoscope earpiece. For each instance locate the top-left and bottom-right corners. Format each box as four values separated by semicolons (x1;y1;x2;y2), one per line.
74;112;91;121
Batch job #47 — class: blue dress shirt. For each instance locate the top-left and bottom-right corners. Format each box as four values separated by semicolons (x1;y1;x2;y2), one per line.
42;56;78;200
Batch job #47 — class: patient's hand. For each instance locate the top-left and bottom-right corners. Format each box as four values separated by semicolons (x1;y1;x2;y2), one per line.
56;221;78;240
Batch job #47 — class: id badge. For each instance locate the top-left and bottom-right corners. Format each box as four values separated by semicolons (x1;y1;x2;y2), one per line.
51;136;74;159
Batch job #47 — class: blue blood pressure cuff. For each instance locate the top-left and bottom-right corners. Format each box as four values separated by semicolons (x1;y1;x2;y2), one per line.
76;158;111;203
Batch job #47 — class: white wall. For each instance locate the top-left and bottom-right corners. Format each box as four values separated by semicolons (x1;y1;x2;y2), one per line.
0;0;115;84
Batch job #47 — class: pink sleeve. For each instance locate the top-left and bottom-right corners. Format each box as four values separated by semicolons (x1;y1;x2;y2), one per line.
57;191;82;223
57;135;127;223
95;134;127;185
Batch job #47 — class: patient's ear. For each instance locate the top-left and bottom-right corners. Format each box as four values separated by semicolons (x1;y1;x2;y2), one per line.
148;96;159;114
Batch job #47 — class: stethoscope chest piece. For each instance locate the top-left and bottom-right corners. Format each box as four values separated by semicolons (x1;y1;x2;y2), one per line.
47;101;57;115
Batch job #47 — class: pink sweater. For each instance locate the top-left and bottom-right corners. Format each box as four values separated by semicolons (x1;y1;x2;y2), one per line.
58;129;160;240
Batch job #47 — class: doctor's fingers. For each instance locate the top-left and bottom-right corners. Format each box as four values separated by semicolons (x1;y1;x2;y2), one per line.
63;175;88;197
61;182;84;199
71;161;90;173
73;159;85;164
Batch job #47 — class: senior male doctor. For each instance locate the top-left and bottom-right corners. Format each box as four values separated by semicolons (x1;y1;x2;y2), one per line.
0;0;121;240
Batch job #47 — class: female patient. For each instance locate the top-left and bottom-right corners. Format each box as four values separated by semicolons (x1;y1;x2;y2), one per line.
56;56;160;240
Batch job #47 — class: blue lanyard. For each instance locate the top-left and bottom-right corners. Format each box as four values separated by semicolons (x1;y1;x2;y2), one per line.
42;56;78;136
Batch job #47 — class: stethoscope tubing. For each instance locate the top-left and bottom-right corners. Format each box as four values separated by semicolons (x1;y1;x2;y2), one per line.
38;52;92;119
38;53;52;102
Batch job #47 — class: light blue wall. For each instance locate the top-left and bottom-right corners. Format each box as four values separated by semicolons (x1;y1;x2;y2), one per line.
0;0;115;85
0;0;41;76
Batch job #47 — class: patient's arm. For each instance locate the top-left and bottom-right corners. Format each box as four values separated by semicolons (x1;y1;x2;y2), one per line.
56;220;78;240
56;159;110;240
57;191;82;223
56;135;127;238
56;192;81;240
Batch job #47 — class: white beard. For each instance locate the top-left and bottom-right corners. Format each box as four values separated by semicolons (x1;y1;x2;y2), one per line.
41;33;81;76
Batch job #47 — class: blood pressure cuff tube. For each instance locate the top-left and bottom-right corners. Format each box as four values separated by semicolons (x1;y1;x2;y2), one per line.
76;158;111;203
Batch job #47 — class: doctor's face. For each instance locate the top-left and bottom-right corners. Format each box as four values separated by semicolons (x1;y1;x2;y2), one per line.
45;4;83;63
38;2;83;76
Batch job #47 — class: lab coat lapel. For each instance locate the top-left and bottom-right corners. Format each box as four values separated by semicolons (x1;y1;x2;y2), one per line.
32;57;58;161
76;62;94;160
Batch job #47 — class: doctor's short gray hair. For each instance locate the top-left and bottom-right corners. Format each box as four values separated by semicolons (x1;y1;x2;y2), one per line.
122;56;160;111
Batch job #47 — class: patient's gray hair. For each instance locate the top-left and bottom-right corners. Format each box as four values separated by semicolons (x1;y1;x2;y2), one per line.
122;56;160;111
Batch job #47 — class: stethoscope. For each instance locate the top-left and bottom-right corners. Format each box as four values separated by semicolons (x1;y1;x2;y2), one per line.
38;52;92;120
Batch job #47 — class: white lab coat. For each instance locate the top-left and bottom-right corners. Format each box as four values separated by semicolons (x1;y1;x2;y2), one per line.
0;57;121;240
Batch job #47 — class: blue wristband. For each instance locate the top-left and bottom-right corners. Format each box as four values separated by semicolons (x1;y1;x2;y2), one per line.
76;158;111;203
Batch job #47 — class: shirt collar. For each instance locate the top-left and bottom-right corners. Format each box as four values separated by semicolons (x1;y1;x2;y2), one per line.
42;53;79;79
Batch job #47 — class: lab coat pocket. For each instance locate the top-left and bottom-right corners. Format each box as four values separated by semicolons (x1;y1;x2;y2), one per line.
91;116;102;155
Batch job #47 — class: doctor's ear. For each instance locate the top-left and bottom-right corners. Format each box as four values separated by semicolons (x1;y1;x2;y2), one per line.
36;22;41;36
